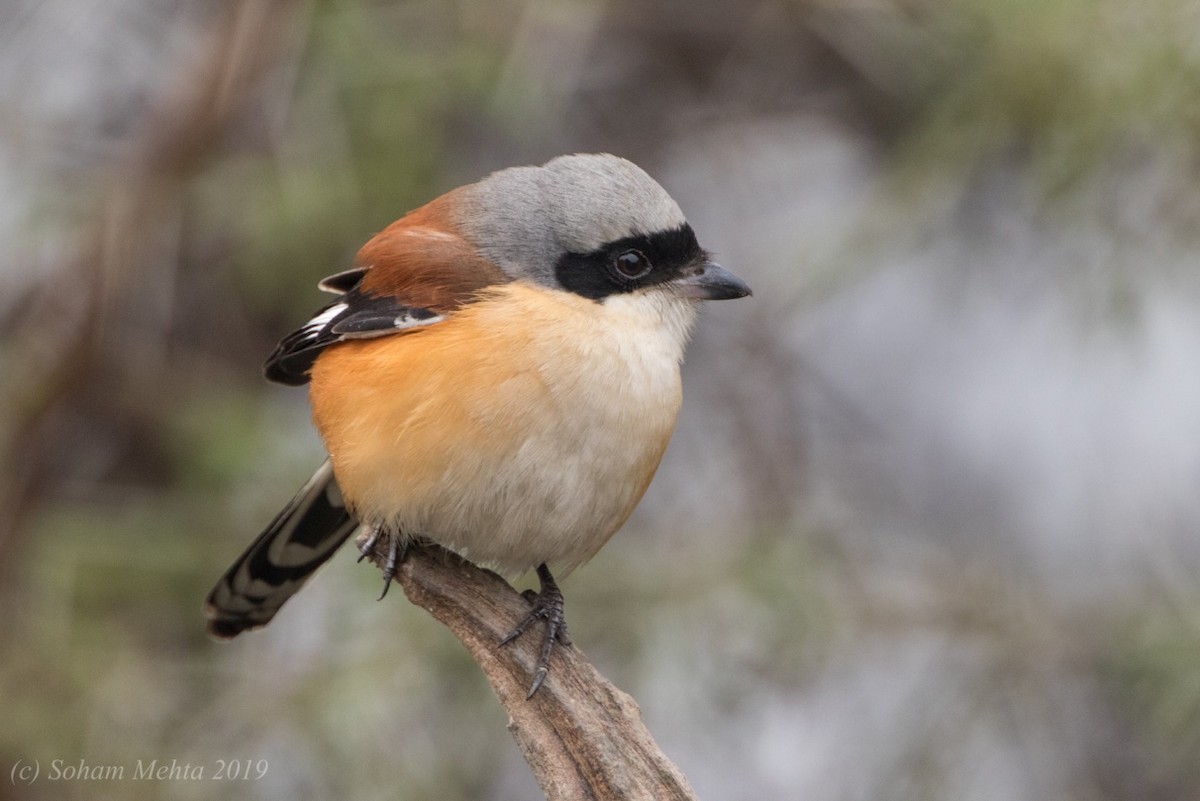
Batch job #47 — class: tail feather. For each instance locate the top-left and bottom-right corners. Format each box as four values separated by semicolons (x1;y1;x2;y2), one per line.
205;460;359;638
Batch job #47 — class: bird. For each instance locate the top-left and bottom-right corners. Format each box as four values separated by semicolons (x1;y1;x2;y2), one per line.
204;153;750;695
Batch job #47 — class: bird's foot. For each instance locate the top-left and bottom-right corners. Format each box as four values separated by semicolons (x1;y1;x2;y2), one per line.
500;563;572;698
356;526;415;600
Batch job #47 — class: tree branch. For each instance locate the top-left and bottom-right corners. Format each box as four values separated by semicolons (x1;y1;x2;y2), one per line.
379;543;699;801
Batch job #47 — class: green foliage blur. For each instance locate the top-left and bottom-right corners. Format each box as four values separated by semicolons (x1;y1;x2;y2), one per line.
2;1;1200;799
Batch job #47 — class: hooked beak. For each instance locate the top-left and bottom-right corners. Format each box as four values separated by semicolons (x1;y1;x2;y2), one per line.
671;259;752;301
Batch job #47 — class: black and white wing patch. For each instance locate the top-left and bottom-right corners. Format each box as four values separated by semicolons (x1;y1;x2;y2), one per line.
264;289;444;386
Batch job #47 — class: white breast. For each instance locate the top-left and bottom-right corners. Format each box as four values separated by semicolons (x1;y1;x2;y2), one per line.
391;286;697;575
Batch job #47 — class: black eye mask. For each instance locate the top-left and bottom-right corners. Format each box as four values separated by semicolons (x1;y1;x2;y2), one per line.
554;223;707;301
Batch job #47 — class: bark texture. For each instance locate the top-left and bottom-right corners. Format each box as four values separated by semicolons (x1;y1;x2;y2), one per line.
382;544;699;801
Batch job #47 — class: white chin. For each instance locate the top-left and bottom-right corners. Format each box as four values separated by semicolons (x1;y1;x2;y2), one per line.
601;289;699;352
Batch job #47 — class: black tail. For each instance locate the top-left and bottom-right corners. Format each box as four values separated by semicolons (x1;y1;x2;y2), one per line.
205;461;359;638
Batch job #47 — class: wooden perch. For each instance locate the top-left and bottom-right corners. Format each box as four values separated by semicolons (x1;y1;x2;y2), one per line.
375;543;699;801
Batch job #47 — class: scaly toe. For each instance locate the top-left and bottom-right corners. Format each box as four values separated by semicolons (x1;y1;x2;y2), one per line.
499;564;570;697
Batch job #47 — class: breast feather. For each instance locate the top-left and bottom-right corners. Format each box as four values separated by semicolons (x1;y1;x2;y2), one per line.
308;282;686;573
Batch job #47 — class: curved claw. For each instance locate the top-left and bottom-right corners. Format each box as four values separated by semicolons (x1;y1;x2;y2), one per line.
500;563;571;697
356;527;412;600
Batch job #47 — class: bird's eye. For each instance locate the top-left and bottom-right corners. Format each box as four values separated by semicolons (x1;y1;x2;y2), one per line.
613;249;652;279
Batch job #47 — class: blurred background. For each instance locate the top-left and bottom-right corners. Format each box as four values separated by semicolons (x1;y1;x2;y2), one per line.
3;0;1200;799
